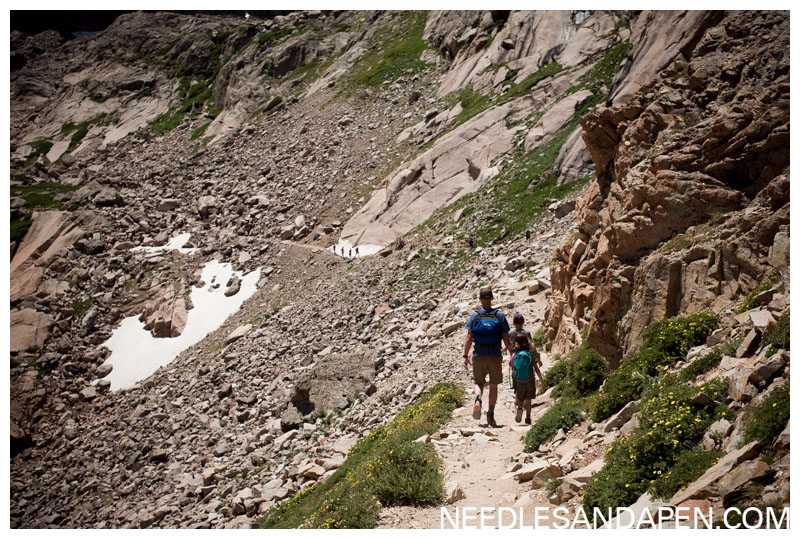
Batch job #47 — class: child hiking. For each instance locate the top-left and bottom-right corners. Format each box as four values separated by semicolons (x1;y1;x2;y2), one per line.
510;332;546;424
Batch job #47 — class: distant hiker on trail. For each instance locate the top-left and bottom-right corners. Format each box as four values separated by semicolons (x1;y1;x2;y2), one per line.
355;246;359;257
463;287;511;427
525;229;531;241
468;234;474;248
349;248;352;258
510;332;546;424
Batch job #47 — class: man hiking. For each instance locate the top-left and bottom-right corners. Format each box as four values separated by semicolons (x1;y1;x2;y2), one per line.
463;287;511;427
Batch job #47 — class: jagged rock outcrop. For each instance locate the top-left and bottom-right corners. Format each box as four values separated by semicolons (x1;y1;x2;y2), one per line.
545;10;789;361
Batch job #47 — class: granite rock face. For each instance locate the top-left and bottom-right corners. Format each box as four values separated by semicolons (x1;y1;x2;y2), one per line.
544;11;789;361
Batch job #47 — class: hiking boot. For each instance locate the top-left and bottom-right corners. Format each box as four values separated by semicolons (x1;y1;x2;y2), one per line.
525;415;531;425
472;397;482;420
487;411;498;428
515;406;523;423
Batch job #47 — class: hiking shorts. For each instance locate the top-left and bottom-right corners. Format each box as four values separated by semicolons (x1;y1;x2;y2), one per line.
473;356;503;385
513;380;536;401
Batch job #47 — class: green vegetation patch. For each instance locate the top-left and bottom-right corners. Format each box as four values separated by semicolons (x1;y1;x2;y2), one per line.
524;398;585;452
346;11;429;89
71;297;96;318
10;182;81;242
258;27;297;46
592;312;718;422
650;447;724;500
151;80;215;134
583;377;730;514
735;269;779;314
400;247;470;292
677;351;723;383
259;382;464;528
545;340;607;400
190;122;212;141
61;113;115;152
745;384;790;446
764;309;789;353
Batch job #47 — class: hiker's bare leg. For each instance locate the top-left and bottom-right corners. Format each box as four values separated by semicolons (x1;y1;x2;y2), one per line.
524;400;532;415
474;383;484;399
488;384;498;407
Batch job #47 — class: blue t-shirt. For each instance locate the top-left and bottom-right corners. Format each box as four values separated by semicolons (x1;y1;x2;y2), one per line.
466;308;510;357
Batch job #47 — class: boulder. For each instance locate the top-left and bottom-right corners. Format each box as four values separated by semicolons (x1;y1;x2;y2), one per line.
226;324;252;344
10;308;53;352
669;441;761;505
604;400;639;432
718;459;774;506
196;196;217;218
94;187;123;206
10;211;83;303
510;459;561;485
565;458;604;483
549;199;576;218
157;198;180;212
444;481;466;504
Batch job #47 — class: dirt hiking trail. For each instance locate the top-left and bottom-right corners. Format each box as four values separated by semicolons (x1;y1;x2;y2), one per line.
379;354;560;529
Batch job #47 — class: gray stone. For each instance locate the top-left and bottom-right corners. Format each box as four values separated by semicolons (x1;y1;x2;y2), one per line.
157;198;180;212
79;386;98;401
94;187;123;206
604;400;639;432
670;441;761;505
736;329;760;358
444;481;466;504
197;196;217;218
225;324;252;344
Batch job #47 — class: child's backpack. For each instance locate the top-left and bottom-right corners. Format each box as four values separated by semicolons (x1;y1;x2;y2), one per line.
512;350;533;383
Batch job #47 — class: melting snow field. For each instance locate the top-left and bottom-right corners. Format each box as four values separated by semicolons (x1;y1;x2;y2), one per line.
98;260;260;390
328;239;383;258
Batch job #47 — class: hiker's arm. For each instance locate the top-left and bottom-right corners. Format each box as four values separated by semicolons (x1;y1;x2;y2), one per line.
502;332;512;355
534;361;547;390
463;332;473;370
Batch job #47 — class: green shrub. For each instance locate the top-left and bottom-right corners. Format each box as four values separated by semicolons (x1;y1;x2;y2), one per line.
583;377;730;514
569;343;607;395
11;216;33;243
592;312;718;422
650;447;723;499
259;383;464;528
764;310;789;353
745;384;790;446
531;327;547;348
366;440;443;506
544;357;568;389
72;297;95;318
546;341;607;399
678;351;722;383
735;269;779;314
524;399;584;452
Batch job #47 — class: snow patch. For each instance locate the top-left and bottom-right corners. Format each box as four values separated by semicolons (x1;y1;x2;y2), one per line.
131;232;199;255
328;239;384;258
98;259;260;390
